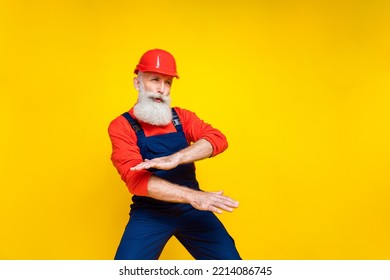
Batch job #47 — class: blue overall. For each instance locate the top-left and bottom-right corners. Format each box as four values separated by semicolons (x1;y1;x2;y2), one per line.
114;109;241;260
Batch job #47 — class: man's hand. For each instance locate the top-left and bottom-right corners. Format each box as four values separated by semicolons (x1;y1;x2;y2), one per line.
189;190;239;214
131;139;213;172
131;155;179;171
147;176;239;214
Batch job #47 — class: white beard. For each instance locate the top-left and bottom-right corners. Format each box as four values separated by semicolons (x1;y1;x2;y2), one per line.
133;88;172;126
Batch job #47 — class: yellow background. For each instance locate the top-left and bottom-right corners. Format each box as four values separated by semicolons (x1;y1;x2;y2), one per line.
1;0;389;259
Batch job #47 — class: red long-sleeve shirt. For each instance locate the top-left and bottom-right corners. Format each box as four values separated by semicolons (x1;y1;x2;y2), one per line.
108;107;228;196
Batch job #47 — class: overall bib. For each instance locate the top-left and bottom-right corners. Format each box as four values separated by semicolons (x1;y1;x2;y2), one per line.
114;109;241;260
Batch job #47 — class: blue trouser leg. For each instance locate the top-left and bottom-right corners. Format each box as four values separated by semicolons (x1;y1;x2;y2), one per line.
175;205;241;260
114;204;241;260
114;207;174;260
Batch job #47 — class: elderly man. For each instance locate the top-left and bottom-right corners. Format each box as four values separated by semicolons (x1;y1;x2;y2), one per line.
108;49;241;260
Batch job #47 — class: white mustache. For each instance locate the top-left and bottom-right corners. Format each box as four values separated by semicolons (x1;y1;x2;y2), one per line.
144;91;170;103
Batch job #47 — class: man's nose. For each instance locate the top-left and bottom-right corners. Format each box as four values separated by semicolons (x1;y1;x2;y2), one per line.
157;81;166;94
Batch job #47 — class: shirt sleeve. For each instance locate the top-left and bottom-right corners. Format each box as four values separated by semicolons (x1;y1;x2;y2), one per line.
175;107;228;157
108;115;151;196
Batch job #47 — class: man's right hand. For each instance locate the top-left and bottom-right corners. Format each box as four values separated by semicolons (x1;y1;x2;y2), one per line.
131;156;179;171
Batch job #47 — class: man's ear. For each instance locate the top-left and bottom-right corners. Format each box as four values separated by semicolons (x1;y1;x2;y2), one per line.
133;77;140;91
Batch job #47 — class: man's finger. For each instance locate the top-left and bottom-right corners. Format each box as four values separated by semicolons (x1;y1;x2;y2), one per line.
130;163;149;171
216;204;234;212
211;190;224;195
208;205;223;214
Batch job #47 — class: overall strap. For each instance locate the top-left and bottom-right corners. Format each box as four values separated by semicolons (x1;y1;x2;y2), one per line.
121;112;145;138
171;108;183;132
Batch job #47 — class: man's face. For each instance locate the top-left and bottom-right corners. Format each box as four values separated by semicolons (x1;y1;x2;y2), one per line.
132;72;174;126
134;72;173;101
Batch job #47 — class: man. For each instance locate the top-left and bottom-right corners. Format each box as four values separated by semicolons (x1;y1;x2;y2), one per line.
108;49;241;260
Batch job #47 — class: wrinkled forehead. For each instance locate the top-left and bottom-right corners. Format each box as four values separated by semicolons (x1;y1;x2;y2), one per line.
140;71;174;80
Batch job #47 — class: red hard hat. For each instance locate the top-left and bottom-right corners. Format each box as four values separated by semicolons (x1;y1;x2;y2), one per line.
134;49;179;79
